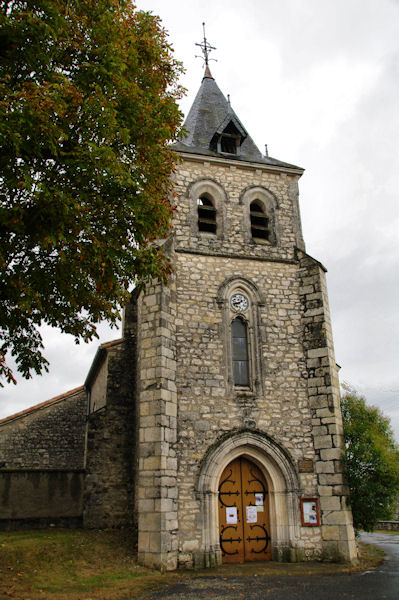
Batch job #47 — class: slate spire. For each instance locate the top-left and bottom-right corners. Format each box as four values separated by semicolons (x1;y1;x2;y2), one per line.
174;27;301;169
175;71;267;162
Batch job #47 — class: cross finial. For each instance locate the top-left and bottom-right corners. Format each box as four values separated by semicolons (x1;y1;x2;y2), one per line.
195;22;217;66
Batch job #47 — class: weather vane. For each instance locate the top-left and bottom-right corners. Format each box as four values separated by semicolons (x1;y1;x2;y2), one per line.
195;22;217;66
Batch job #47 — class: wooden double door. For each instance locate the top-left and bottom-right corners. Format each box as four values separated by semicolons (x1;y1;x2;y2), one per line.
218;457;271;563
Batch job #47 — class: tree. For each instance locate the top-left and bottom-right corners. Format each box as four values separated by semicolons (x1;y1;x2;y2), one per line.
341;386;399;531
0;1;184;385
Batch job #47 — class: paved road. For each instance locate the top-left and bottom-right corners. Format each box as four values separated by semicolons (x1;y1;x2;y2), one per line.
137;532;399;599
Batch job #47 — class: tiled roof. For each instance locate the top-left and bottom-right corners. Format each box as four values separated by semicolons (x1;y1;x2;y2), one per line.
0;386;85;425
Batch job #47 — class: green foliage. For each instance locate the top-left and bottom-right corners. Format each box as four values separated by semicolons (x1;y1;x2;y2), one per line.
341;386;399;532
0;1;184;384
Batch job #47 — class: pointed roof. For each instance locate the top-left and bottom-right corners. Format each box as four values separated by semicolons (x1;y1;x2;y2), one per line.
174;69;302;171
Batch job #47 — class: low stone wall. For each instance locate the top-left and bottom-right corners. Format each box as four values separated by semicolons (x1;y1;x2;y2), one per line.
376;521;399;531
0;469;84;530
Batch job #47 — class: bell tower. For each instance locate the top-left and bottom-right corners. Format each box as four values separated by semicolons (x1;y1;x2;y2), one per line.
132;35;357;570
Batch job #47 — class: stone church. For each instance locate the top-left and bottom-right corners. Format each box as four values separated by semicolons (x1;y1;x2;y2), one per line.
0;63;357;570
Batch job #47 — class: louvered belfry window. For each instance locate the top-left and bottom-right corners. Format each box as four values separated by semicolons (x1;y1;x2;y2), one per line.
250;200;269;241
231;317;249;386
197;196;217;234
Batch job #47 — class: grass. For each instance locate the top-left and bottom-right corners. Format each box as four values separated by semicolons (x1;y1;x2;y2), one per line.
0;529;156;600
0;528;385;600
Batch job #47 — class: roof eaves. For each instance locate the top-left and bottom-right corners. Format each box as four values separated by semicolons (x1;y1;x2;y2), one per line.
173;144;304;172
0;386;85;426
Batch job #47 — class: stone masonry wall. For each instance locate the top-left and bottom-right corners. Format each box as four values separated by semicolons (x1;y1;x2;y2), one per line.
298;250;356;560
83;334;136;530
173;155;303;263
172;251;322;564
136;271;179;571
0;388;87;470
156;154;357;567
167;157;317;566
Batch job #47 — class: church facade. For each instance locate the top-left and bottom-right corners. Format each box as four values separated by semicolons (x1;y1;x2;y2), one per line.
0;67;357;570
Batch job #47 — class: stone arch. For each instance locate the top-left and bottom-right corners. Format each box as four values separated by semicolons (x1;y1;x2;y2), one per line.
187;178;227;239
239;184;280;209
196;430;301;564
240;185;279;246
217;276;265;395
216;275;265;307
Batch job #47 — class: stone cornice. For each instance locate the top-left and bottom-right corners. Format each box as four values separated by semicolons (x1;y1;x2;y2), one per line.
175;151;304;177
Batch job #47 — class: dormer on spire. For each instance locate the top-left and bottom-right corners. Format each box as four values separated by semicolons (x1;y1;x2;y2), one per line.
210;115;247;156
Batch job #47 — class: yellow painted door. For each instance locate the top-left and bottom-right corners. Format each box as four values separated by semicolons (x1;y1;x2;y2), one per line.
218;457;271;563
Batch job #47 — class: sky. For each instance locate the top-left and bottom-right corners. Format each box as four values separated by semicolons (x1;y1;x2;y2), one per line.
1;0;399;440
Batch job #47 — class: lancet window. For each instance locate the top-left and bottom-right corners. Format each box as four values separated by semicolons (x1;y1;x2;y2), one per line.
218;277;265;394
231;317;250;386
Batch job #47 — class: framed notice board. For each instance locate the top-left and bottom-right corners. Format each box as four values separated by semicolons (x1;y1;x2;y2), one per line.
300;498;320;527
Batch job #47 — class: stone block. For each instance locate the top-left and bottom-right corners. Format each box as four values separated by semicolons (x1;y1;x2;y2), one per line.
182;540;200;552
322;510;351;525
337;539;358;561
138;498;155;512
322;525;340;541
313;435;332;449
165;402;177;417
315;461;335;474
320;496;341;511
140;512;162;532
333;434;344;448
318;485;332;496
309;397;329;409
307;348;328;358
312;425;328;436
143;456;162;470
138;531;151;553
321;416;336;424
316;408;334;418
318;473;343;485
155;498;176;513
164;428;177;443
144;427;163;443
307;358;321;368
308;376;325;388
337;525;355;542
320;448;343;461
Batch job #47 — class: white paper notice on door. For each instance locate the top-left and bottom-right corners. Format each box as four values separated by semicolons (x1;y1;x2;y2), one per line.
246;505;257;523
226;506;237;524
254;493;263;506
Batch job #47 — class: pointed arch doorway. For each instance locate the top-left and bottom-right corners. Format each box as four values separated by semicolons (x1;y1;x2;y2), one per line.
218;456;272;562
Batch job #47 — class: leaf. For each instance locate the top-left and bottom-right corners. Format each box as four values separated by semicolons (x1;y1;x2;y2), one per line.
0;0;184;385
